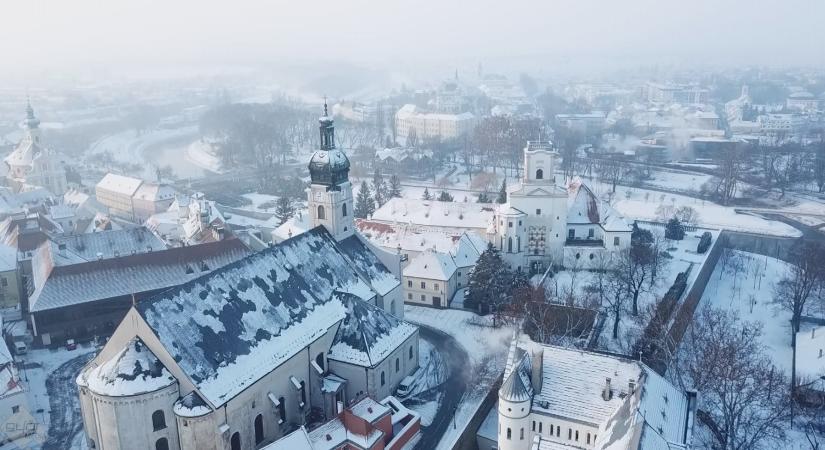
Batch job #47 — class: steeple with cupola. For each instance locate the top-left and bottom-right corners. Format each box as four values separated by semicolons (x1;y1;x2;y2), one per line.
307;100;355;241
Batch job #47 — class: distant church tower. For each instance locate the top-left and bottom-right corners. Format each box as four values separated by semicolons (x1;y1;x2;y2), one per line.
307;102;355;241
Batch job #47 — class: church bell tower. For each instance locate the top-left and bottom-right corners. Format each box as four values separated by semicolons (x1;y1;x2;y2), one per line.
307;101;355;241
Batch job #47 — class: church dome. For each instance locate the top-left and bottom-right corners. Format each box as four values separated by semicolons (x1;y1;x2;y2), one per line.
24;100;40;129
309;148;350;185
309;101;350;187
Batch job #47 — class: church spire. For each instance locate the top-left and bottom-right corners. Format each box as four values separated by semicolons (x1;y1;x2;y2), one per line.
24;97;40;130
319;99;335;151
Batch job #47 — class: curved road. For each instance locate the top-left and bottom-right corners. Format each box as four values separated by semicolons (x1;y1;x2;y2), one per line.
43;353;94;450
413;325;469;450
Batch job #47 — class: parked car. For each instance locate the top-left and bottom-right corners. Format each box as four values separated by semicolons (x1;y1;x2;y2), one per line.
66;339;77;351
396;369;420;398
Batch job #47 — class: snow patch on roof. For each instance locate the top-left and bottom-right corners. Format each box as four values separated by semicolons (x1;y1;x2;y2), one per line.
80;337;176;397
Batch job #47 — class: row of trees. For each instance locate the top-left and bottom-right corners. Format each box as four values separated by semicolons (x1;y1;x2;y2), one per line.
354;169;403;219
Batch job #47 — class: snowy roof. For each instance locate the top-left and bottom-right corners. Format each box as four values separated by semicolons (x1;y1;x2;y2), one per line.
449;232;486;269
79;337;176;397
0;244;17;272
337;234;399;297
356;219;458;254
173;391;211;418
133;182;177;202
96;173;143;197
328;292;417;367
567;178;631;232
262;427;313;449
500;347;534;402
531;345;642;425
28;238;250;313
40;227;166;268
403;249;457;281
136;227;410;407
271;210;311;242
372;197;494;231
349;396;392;422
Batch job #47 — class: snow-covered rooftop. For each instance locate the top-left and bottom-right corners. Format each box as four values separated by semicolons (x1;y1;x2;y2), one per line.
403;249;457;281
28;238;250;313
96;173;143;197
136;227;409;407
371;197;494;231
39;227;166;269
79;337;176;397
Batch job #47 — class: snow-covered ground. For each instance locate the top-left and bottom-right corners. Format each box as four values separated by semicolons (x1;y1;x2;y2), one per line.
16;342;97;448
186;139;224;174
700;250;795;373
241;193;280;210
86;126;202;179
404;306;512;450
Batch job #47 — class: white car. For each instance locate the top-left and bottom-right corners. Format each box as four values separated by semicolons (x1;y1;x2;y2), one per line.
396;369;420;398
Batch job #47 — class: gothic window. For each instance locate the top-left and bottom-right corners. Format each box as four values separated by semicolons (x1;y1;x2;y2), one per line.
342;203;347;217
536;169;544;180
152;410;166;431
396;358;400;372
381;371;386;386
155;438;169;450
508;237;513;253
317;205;326;220
231;432;241;450
409;346;414;360
507;428;512;439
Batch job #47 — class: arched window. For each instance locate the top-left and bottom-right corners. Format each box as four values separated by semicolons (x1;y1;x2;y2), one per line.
155;438;169;450
381;371;386;386
507;428;512;439
535;169;544;180
409;346;413;360
342;203;348;217
231;432;241;450
255;414;264;444
317;205;326;220
507;237;513;253
152;410;166;431
278;397;286;423
316;352;325;372
395;358;400;372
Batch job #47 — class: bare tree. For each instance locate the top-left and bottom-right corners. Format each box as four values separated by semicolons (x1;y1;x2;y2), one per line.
603;271;627;339
679;307;790;450
715;142;744;205
773;240;825;391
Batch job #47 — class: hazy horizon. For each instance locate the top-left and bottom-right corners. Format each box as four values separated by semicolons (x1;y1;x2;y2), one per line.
2;0;824;86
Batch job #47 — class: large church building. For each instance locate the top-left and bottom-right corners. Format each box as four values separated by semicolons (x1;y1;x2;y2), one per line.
76;107;418;450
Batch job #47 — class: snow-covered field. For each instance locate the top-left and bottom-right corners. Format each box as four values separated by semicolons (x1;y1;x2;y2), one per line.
404;306;512;450
186;139;224;174
700;250;795;373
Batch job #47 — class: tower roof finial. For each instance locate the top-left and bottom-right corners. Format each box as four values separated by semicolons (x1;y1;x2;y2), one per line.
323;96;328;117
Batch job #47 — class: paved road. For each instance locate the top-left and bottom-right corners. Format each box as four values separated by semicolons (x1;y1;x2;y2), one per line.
412;325;469;450
42;353;94;450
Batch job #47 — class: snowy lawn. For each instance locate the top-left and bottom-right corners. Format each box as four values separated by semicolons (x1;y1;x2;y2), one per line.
241;193;281;211
699;250;796;374
404;306;513;450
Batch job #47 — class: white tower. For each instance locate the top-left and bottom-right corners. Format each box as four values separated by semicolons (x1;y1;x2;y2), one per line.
307;102;355;241
497;348;534;450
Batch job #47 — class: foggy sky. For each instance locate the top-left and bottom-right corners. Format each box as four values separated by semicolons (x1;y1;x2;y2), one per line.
2;0;824;82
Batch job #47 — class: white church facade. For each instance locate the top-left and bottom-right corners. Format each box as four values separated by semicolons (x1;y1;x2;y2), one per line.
3;101;69;195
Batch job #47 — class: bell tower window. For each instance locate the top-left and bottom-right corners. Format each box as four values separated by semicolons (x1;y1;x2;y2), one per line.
317;205;325;220
535;169;543;180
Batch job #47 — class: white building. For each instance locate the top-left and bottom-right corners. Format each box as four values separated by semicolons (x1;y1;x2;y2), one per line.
332;101;377;123
555;113;606;136
758;113;806;135
494;339;696;450
786;91;820;112
0;334;30;444
3;101;69;195
95;173;176;223
394;104;476;143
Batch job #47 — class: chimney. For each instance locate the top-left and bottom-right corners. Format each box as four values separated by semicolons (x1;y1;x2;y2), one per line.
628;378;636;393
602;378;612;401
531;348;543;394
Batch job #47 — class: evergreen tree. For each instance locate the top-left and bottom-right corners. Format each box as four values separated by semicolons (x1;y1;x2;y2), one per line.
274;196;296;225
438;191;454;202
422;187;433;200
665;217;685;240
388;174;402;198
477;191;491;203
354;181;375;218
372;168;387;207
467;244;517;325
496;179;507;204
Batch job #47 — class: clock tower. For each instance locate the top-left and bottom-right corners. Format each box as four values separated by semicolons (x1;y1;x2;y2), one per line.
307;101;355;241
